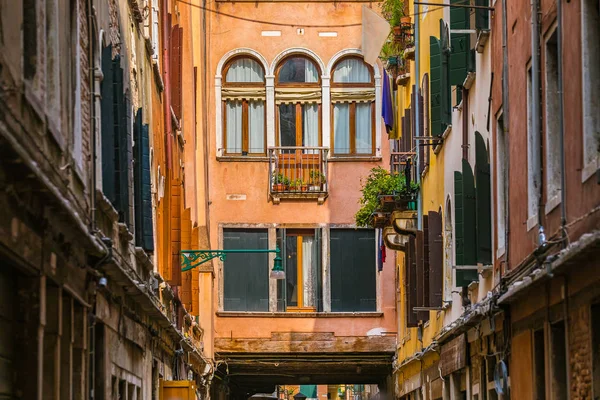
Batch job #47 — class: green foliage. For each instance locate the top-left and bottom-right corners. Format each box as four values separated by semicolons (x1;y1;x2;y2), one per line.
309;169;326;184
274;173;290;186
381;0;405;27
355;167;419;227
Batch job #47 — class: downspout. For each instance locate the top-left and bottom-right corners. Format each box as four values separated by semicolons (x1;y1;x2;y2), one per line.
88;0;97;233
502;0;511;270
557;0;567;244
531;0;543;232
414;0;421;230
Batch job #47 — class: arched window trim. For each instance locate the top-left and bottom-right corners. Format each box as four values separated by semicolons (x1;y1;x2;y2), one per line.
274;54;323;147
223;55;266;86
275;54;322;86
330;56;375;88
329;55;376;156
221;55;267;156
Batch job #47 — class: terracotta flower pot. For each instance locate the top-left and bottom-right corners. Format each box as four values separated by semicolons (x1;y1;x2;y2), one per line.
401;16;411;25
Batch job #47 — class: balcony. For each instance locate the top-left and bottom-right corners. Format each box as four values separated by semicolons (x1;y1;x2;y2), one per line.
268;147;329;204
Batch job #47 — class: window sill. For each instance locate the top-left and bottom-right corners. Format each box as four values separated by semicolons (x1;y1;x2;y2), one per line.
526;214;538;232
329;156;382;162
496;246;506;259
544;194;561;215
217;156;269;162
216;311;383;318
582;158;598;183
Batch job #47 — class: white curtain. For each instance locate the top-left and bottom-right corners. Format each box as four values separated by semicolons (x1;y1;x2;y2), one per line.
333;103;350;154
226;100;242;153
303;103;319;147
248;100;265;153
302;236;315;308
226;58;264;82
333;58;371;83
305;59;319;83
355;103;372;153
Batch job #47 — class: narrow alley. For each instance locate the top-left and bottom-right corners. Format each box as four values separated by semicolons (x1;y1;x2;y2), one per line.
0;0;598;399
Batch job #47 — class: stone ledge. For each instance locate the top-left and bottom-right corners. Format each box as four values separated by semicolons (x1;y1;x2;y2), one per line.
216;311;384;318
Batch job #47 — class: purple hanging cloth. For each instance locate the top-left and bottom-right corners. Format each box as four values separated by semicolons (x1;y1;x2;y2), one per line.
381;69;395;134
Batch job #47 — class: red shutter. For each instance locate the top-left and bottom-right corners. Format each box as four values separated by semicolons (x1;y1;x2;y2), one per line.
170;24;183;121
406;237;418;328
169;179;182;286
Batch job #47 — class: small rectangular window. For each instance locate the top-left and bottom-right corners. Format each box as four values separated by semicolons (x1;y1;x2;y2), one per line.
534;328;546;400
582;0;600;181
527;66;540;229
332;102;375;156
544;28;561;213
550;321;567;400
496;113;507;255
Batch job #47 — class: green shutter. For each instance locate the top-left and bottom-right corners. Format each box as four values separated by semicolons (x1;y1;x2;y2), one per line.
457;159;479;287
430;36;442;137
454;171;464;266
113;58;131;228
134;109;154;252
100;46;116;204
440;20;452;129
475;0;490;30
450;0;470;86
475;132;492;264
300;386;317;398
223;229;269;311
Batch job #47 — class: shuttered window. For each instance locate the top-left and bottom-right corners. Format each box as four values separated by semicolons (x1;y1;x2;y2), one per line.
450;0;470;86
330;229;376;312
170;24;183;121
428;211;443;307
406;236;418;327
430;36;442;137
416;224;430;322
475;0;490;30
133;109;154;252
223;229;269;312
455;159;478;287
100;46;131;229
440;20;452;128
475;132;492;265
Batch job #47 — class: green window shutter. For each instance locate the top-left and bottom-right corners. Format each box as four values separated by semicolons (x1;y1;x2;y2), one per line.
440;20;452;129
223;229;269;311
475;0;490;30
457;159;479;287
454;171;464;266
330;229;376;312
112;58;131;228
475;132;492;265
450;1;470;86
300;386;317;398
100;46;116;205
430;36;442;137
134;109;154;252
428;211;443;307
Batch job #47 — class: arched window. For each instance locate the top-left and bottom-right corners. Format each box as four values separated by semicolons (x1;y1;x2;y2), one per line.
275;56;322;148
331;56;375;156
222;56;266;155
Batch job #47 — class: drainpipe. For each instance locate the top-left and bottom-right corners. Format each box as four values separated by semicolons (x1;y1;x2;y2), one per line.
163;0;172;170
414;0;422;230
557;0;567;245
502;0;511;270
88;0;97;233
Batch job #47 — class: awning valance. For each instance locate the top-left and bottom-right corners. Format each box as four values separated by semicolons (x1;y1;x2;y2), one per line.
275;87;322;104
222;87;266;100
331;88;375;103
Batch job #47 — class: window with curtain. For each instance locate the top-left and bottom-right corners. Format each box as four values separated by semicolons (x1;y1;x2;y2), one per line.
275;56;322;148
331;57;375;156
222;56;266;156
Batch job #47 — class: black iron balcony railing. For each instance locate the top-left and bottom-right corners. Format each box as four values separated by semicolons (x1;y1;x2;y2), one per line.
268;147;329;204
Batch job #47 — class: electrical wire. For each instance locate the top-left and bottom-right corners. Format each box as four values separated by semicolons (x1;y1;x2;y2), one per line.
175;0;473;28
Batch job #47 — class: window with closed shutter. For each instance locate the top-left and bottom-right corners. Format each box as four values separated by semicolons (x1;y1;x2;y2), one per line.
406;236;418;327
449;0;470;87
170;24;183;121
428;211;443;307
456;159;478;287
475;132;491;265
133;109;154;252
223;229;269;312
330;229;376;312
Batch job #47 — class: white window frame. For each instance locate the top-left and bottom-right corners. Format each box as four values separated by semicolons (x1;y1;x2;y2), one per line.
495;111;507;258
526;63;540;231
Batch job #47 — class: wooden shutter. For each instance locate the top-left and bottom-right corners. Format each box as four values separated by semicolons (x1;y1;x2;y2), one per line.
406;236;418;328
457;159;479;286
416;221;430;322
454;171;464;265
475;132;492;264
475;0;490;30
100;46;116;204
315;228;323;312
450;0;470;86
419;92;425;173
330;230;376;312
169;179;182;286
170;24;183;121
180;208;192;312
430;36;442;137
440;20;452;129
276;228;286;311
223;229;269;311
428;211;443;307
191;226;199;314
113;58;131;227
134;110;154;251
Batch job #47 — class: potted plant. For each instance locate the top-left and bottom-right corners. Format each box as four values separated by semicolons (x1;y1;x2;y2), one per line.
273;173;289;192
309;170;326;191
381;0;405;36
290;178;303;192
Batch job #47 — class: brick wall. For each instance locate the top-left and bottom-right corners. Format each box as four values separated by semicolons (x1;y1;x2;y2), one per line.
570;304;593;400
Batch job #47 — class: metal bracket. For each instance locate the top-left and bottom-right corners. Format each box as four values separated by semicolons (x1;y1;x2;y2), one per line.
181;248;280;272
